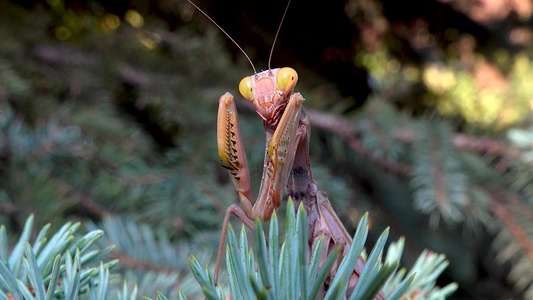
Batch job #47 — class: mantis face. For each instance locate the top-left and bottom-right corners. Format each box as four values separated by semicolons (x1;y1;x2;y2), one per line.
238;67;298;125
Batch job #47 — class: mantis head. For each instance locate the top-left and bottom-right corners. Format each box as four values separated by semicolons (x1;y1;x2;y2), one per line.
239;67;298;123
185;0;296;124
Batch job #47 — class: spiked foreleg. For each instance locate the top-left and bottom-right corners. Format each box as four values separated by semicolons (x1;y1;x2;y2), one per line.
217;93;254;218
215;93;259;283
252;93;306;220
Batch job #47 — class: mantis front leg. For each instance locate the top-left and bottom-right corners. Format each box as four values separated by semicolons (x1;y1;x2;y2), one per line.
215;91;305;282
217;93;254;218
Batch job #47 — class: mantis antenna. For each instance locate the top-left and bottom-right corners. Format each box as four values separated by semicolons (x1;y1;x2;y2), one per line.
268;0;292;70
187;0;257;74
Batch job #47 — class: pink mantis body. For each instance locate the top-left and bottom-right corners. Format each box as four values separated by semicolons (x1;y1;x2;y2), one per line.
217;68;385;299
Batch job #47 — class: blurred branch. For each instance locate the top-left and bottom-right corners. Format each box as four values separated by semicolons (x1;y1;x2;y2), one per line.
398;130;527;168
56;179;113;218
452;134;522;159
307;109;412;176
0;202;17;214
489;189;533;298
306;109;530;176
109;250;180;275
491;192;533;262
119;173;170;187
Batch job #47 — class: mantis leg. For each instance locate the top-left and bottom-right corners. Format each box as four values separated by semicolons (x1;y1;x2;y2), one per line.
252;92;306;220
314;192;386;299
215;93;257;283
315;191;353;253
213;204;255;283
217;93;254;219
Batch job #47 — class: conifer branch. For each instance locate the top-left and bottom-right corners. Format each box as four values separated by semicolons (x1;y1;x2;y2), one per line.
306;109;412;176
0;203;17;214
56;180;113;218
109;250;180;275
491;193;533;263
305;109;530;174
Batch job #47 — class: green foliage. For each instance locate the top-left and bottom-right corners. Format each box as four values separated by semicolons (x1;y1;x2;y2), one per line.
0;215;118;300
506;127;533;203
85;216;211;298
410;122;468;227
383;238;458;299
189;199;456;299
1;213;454;299
0;0;241;237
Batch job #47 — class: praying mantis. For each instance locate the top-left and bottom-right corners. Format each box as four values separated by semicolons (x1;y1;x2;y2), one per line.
217;68;381;298
188;1;385;298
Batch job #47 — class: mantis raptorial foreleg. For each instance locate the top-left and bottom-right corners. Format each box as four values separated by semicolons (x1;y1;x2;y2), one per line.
217;93;254;217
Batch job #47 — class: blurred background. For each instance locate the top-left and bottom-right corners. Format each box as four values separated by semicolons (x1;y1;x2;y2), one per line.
1;0;532;298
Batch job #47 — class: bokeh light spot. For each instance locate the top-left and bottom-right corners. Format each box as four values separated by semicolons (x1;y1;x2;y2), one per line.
125;10;144;28
101;14;121;31
55;26;71;40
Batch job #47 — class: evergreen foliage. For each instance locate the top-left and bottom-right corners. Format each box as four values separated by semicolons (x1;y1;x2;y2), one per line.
1;213;454;299
0;216;118;300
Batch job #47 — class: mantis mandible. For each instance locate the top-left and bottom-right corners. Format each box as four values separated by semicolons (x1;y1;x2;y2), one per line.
188;1;385;298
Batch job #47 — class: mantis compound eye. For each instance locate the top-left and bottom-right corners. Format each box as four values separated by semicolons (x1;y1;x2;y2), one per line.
239;76;254;101
276;67;298;94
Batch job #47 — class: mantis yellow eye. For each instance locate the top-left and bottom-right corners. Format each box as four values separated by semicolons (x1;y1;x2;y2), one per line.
239;76;254;101
276;67;298;93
